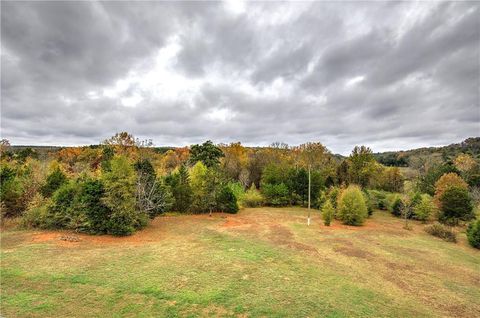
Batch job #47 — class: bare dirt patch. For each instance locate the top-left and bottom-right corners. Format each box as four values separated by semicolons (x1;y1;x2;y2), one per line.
333;245;374;259
268;224;317;253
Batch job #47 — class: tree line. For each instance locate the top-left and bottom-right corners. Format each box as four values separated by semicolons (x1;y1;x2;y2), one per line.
0;133;479;248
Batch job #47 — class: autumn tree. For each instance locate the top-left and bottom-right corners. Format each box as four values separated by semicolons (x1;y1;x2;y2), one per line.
454;153;479;186
221;142;249;183
103;132;137;157
434;173;468;207
380;167;404;192
0;139;11;156
347;146;376;188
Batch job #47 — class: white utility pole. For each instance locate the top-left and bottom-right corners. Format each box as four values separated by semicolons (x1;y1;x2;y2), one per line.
307;164;311;226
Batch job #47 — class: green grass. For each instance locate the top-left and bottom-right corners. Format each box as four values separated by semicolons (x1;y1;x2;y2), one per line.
1;207;479;317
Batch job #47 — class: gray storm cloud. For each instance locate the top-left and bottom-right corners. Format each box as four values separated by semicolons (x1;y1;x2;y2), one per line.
1;1;479;154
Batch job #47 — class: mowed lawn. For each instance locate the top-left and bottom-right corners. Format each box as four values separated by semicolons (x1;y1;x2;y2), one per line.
1;208;479;318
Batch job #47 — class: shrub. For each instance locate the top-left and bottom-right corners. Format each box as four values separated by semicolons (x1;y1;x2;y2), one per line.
362;190;374;216
337;185;368;226
228;182;245;204
48;181;79;229
410;192;422;209
41;167;67;197
424;223;457;243
438;186;474;225
413;194;436;222
242;184;264;207
466;219;480;249
79;178;112;233
322;200;334;226
385;193;400;213
326;186;340;209
217;186;239;214
21;194;51;229
367;190;388;210
316;190;327;209
262;183;290;206
391;197;404;217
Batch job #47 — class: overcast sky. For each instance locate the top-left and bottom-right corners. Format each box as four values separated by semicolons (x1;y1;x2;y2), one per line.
1;1;479;154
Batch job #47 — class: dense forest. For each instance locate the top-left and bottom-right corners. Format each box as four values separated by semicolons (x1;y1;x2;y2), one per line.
1;134;479;247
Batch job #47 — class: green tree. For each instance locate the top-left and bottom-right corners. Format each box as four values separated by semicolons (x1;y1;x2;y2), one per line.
102;156;145;235
337;185;368;225
438;186;474;225
0;165;24;217
336;160;349;186
41;167;67;197
418;164;458;195
78;178;111;233
189;161;209;213
217;186;239;214
466;219;480;249
413;194;436;223
204;167;224;215
189;140;224;167
165;165;192;212
262;183;290;206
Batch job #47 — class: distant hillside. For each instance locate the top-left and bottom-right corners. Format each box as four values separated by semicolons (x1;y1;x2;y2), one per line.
374;137;480;167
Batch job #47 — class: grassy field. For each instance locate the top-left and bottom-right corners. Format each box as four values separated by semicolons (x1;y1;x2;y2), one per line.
1;207;479;317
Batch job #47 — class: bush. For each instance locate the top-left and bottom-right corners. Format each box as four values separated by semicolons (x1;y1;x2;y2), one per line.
316;190;327;209
262;183;290;206
466;219;480;249
79;178;112;233
21;194;51;229
217;186;239;214
367;190;388;210
337;185;368;226
322;200;334;226
41;167;67;197
438;186;474;225
227;182;245;205
391;197;404;217
242;184;264;207
413;194;436;222
424;223;457;243
326;186;340;209
362;190;374;216
48;181;79;229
